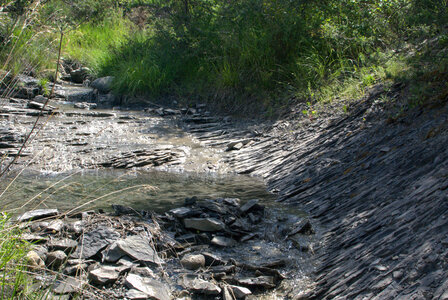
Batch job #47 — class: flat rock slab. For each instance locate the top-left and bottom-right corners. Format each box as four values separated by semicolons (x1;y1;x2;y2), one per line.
17;209;59;222
237;276;276;289
184;218;225;232
88;265;129;286
116;235;164;266
211;236;236;247
73;226;120;259
125;274;171;300
48;239;78;253
53;277;86;295
182;276;222;295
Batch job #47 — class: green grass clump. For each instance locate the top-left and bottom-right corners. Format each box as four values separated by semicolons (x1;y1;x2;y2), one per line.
0;214;32;299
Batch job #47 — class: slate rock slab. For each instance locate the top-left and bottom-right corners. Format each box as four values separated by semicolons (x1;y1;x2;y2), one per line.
237;276;276;289
182;275;222;295
88;265;129;286
116;235;164;266
73;226;120;259
53;277;86;295
125;274;171;300
184;218;225;232
48;239;78;254
17;209;59;222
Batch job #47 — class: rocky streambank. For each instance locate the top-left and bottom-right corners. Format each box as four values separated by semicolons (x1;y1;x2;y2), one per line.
183;84;448;299
16;196;314;299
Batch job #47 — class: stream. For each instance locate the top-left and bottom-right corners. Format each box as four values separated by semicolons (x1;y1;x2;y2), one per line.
0;90;317;299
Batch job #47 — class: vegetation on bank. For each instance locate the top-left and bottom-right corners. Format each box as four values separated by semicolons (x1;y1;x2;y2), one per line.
1;0;447;114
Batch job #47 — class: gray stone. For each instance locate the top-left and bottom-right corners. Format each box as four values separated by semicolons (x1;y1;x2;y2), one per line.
180;254;205;270
182;276;221;295
65;86;95;102
223;286;233;300
70;67;90;83
125;274;171;300
21;233;48;243
239;199;261;214
17;209;59;222
229;285;252;298
184;218;225;232
73;226;120;259
66;221;83;234
202;252;226;267
88;265;129;286
48;239;78;254
102;242;125;263
126;289;149;299
169;207;200;218
91;76;114;93
236;276;276;289
116;235;164;266
26;251;45;269
46;220;65;232
46;251;67;269
211;236;236;247
63;263;88;276
53;277;86;294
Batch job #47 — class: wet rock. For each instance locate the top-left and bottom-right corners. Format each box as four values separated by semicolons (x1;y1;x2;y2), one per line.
46;250;67;269
125;274;171;300
180;254;205;270
182;275;222;295
208;265;236;274
88;265;129;286
48;239;78;254
91;76;114;93
287;219;314;236
26;251;45;269
27;101;55;111
116;235;164;266
97;93;116;104
33;95;48;103
184;218;225;232
53;277;86;295
236;276;276;289
239;199;263;215
169;207;201;218
17;209;59;222
211;236;236;247
222;198;241;207
74;102;97;110
73;226;120;259
229;285;252;298
184;196;198;206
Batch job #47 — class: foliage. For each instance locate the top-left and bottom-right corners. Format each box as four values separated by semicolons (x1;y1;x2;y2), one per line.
2;0;447;114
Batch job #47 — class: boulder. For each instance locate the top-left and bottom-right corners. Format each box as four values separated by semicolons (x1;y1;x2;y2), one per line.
184;218;225;232
180;254;205;270
91;76;114;93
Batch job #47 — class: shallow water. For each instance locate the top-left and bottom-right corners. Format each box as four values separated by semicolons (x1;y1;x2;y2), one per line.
0;169;284;215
